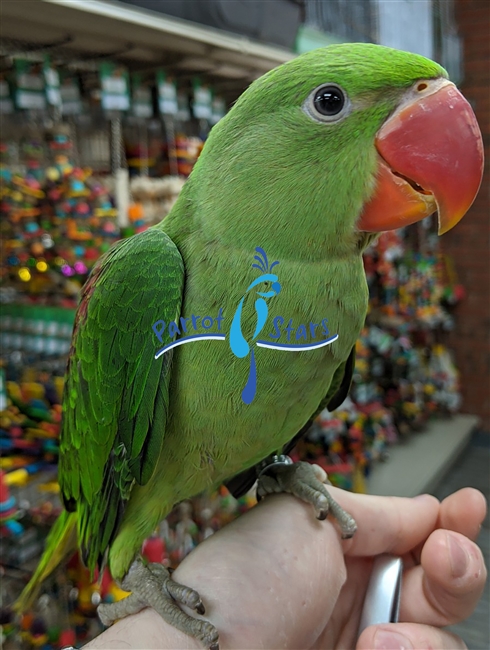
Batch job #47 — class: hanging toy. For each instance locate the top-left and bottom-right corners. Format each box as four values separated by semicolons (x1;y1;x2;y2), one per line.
142;532;167;565
0;470;23;537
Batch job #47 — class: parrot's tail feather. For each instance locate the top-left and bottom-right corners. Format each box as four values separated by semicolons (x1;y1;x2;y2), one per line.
14;510;78;613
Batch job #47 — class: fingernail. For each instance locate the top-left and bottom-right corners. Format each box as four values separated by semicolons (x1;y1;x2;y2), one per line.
447;532;469;578
412;493;436;504
374;629;413;649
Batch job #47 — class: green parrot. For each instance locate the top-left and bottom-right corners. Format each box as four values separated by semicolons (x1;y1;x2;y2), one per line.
15;43;483;649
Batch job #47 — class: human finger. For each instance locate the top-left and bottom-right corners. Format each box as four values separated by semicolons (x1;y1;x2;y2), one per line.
357;622;467;650
438;488;487;541
326;487;440;557
404;488;486;568
399;529;486;626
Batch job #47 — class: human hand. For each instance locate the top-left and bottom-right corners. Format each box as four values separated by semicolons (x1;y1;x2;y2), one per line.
85;484;486;649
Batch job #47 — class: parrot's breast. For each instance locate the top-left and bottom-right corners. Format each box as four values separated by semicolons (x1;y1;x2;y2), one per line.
147;239;368;503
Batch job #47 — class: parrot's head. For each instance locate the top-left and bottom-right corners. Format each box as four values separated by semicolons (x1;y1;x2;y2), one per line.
186;44;483;258
248;247;281;297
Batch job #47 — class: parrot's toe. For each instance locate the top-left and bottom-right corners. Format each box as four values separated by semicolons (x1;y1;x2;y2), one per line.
146;561;206;614
97;558;219;650
257;459;357;539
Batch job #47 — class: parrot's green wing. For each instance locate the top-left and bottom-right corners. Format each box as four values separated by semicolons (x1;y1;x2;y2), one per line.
59;228;184;571
225;347;356;498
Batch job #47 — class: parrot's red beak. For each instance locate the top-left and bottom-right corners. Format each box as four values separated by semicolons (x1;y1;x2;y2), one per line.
358;79;484;234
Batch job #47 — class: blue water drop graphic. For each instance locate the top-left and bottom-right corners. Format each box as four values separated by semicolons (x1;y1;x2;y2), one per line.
230;298;249;358
241;348;257;404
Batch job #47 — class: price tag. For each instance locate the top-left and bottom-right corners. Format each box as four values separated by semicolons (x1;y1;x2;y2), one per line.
60;75;83;115
100;62;130;112
44;57;61;107
157;70;178;115
211;95;226;124
177;92;191;121
132;73;153;118
0;368;6;411
0;77;13;114
15;60;46;110
192;81;212;120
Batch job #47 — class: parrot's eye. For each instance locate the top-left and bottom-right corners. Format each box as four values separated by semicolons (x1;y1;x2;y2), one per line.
304;84;350;123
314;86;344;115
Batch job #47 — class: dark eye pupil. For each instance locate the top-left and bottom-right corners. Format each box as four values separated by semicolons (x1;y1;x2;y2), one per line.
313;86;344;116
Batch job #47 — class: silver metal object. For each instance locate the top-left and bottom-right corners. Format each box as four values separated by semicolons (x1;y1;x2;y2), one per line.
358;554;403;638
257;454;294;479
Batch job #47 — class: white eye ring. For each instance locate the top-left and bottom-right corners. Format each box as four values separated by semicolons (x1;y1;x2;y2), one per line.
303;83;351;123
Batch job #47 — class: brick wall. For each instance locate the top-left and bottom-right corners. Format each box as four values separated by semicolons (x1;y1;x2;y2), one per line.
443;0;490;430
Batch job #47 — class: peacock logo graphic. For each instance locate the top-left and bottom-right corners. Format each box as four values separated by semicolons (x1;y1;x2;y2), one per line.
152;247;338;404
229;248;281;404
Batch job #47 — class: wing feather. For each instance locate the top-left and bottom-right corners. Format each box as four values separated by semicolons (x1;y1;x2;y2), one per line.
58;228;184;571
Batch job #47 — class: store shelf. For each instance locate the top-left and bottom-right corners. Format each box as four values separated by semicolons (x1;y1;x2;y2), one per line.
1;0;293;82
366;414;478;498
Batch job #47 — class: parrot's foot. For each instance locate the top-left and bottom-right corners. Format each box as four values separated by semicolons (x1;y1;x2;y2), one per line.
257;457;357;539
97;559;219;650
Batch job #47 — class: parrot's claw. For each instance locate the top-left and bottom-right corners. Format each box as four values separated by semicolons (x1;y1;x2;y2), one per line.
257;459;357;539
97;559;219;650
